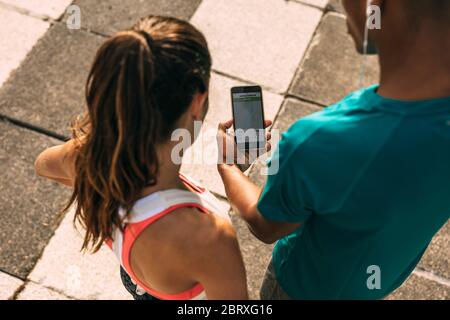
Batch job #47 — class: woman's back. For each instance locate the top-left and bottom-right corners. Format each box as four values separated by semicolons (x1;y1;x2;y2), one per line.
109;174;242;299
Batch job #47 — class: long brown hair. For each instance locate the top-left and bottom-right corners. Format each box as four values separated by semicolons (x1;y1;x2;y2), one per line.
66;16;212;252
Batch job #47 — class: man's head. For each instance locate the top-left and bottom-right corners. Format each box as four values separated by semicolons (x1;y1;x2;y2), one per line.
342;0;450;54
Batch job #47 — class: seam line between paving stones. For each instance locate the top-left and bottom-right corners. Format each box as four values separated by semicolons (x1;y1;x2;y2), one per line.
285;93;327;108
0;268;26;282
211;69;284;96
11;280;27;300
10;210;69;286
0;115;69;141
414;268;450;288
286;12;325;96
12;279;78;300
0;0;110;37
0;1;54;22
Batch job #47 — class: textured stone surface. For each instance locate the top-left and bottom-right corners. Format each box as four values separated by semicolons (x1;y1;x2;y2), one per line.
191;0;322;93
1;0;72;19
419;221;450;280
0;272;23;300
0;24;104;137
387;273;450;300
28;210;131;300
17;282;73;300
289;13;379;106
0;120;71;279
66;0;203;35
0;7;49;88
230;213;273;300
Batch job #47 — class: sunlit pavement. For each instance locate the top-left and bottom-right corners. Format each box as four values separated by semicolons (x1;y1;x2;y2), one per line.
0;0;448;300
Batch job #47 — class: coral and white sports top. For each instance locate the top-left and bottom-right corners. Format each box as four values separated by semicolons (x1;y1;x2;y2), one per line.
107;173;230;300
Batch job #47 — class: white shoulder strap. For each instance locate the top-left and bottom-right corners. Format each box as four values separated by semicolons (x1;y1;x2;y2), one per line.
123;189;207;224
111;189;207;266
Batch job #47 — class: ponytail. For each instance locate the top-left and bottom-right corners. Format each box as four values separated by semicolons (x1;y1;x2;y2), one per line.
65;16;211;252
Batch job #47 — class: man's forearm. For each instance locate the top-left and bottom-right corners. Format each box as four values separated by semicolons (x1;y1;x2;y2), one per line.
217;164;278;243
218;164;260;220
218;164;302;244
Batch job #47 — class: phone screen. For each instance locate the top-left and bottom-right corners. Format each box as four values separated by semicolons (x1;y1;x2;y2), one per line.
231;86;265;150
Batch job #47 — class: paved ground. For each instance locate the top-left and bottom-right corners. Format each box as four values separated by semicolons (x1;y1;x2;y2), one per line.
0;0;448;300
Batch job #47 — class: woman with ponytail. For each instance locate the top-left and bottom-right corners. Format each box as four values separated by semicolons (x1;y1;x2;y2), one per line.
34;16;248;300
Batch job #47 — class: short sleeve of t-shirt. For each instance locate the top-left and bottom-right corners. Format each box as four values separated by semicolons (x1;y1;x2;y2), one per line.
257;121;317;223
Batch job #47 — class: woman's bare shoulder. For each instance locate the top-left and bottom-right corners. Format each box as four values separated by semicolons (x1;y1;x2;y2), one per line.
138;206;234;251
130;206;238;286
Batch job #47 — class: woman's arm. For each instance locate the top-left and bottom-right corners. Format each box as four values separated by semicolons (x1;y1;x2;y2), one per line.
165;210;248;300
190;215;249;299
34;139;79;187
133;208;248;300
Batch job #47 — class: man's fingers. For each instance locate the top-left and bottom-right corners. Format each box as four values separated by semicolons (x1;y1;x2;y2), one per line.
218;119;234;132
266;132;272;141
264;119;273;128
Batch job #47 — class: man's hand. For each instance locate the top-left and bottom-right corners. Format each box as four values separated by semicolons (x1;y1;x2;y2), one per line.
216;119;272;172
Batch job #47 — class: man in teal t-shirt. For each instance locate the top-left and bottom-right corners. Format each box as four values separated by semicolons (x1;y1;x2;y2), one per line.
217;0;450;299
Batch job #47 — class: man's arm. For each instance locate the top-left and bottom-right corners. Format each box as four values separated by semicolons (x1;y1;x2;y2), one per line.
218;163;301;244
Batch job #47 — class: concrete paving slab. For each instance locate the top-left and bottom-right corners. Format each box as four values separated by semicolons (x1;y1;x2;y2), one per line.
249;98;323;188
271;98;323;134
206;73;283;127
0;24;104;137
289;13;379;107
181;73;283;197
419;221;450;280
0;271;23;300
387;273;450;300
230;213;273;300
28;210;131;300
0;121;71;279
191;0;322;93
17;282;73;300
67;0;203;36
1;0;72;19
0;7;49;88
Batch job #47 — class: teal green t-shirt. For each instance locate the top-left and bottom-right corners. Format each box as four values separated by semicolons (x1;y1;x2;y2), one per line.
258;85;450;299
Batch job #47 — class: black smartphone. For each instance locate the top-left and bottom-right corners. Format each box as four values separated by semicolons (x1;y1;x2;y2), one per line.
231;86;266;151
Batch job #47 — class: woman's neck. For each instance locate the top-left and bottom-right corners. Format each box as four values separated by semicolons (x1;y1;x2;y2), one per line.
140;142;186;197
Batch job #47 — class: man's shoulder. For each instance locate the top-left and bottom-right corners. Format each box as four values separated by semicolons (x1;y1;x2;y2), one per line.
273;87;390;210
284;86;381;152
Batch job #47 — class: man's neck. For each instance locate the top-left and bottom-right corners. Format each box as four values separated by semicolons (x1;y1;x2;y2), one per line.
377;26;450;101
